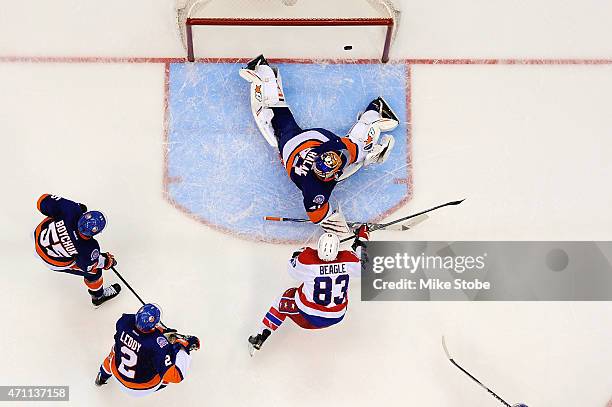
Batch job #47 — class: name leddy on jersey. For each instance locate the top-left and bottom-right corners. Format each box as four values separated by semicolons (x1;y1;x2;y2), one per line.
120;332;142;353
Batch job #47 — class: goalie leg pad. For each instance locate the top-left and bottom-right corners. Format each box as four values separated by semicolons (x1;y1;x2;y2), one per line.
240;63;287;108
254;107;278;147
367;96;400;131
240;59;288;147
346;110;382;152
346;98;399;154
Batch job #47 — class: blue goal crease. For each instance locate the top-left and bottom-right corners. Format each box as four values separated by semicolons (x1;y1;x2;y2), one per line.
166;62;410;242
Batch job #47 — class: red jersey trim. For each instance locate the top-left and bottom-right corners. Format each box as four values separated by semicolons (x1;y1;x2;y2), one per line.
297;284;348;312
298;247;359;265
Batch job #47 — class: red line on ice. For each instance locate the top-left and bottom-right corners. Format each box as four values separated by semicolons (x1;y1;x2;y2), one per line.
6;54;611;242
2;55;612;65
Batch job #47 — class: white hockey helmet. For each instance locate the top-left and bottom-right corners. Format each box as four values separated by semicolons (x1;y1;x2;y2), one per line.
317;233;340;262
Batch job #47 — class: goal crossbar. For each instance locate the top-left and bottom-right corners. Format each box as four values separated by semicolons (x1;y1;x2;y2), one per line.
185;17;395;63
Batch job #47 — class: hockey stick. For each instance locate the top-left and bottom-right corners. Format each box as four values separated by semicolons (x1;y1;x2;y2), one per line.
339;199;465;243
442;336;514;407
111;266;146;306
111;266;170;330
263;216;421;231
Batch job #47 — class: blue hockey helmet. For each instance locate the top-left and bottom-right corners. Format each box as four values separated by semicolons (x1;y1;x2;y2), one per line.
313;151;343;181
77;211;106;237
135;303;161;332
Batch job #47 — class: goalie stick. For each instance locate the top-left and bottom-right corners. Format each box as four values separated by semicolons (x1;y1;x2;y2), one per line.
263;215;428;231
339;198;465;243
442;336;527;407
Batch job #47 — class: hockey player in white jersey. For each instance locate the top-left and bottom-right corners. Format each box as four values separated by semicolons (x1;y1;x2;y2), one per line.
248;225;369;354
240;55;399;231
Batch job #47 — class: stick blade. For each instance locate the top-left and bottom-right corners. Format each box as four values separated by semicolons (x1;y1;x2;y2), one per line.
442;335;453;360
449;199;466;206
385;214;429;231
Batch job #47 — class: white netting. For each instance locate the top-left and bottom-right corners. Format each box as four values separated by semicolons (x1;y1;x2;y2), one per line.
176;0;400;56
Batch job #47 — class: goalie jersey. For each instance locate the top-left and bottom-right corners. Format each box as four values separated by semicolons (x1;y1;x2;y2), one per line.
102;314;190;394
34;194;109;272
280;128;363;223
288;246;363;326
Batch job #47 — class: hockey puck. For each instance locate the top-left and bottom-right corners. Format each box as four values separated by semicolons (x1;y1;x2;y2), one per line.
344;45;353;51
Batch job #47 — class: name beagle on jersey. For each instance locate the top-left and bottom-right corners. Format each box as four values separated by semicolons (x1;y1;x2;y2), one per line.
55;220;78;256
319;264;347;275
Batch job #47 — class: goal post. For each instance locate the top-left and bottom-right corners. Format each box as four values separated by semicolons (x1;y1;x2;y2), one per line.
177;0;401;63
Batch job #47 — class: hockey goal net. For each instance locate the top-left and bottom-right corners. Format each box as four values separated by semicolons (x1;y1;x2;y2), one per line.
176;0;400;62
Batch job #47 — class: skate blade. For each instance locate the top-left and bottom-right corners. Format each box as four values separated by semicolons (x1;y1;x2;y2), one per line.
248;342;257;357
393;214;428;231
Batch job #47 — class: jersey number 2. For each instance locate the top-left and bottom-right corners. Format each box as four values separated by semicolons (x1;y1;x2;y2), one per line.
313;275;349;306
118;346;137;379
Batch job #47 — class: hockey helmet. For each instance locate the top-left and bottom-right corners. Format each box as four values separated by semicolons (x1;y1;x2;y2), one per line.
135;303;162;332
317;233;340;262
313;151;343;181
77;211;106;237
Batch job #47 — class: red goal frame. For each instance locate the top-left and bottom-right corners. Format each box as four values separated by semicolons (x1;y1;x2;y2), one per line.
185;17;395;63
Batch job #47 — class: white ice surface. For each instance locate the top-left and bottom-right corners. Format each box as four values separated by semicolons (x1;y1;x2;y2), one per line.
1;1;612;406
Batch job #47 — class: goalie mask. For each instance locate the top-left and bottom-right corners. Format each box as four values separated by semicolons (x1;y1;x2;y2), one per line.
313;151;343;181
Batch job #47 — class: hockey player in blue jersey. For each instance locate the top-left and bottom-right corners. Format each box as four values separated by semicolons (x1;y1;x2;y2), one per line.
240;54;399;231
33;194;121;306
95;304;200;397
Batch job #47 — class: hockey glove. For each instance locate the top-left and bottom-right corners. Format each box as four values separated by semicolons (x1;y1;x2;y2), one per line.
351;224;370;251
166;332;200;353
101;252;117;270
